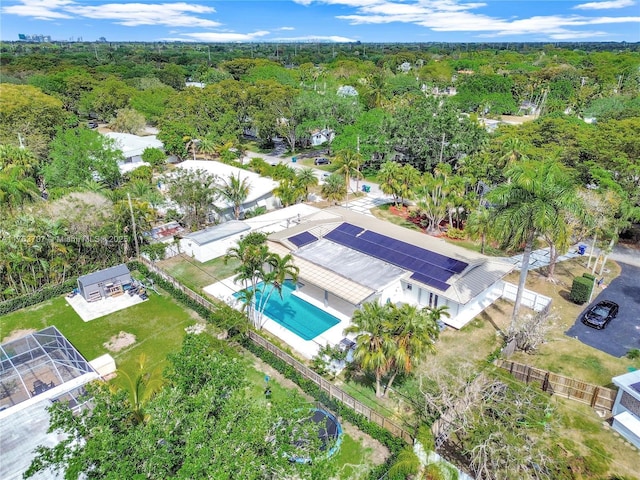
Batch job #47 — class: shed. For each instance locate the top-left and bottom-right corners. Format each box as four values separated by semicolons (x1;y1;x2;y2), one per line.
611;369;640;449
77;264;132;302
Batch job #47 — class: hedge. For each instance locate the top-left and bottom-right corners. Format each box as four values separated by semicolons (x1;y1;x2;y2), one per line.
570;275;594;304
0;278;77;316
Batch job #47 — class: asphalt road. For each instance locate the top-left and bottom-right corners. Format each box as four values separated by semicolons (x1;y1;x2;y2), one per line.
565;262;640;357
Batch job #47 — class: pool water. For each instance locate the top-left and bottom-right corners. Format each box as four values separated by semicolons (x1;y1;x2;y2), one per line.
234;281;340;341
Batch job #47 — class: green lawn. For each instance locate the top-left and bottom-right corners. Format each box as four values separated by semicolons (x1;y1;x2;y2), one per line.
157;254;240;292
0;291;198;387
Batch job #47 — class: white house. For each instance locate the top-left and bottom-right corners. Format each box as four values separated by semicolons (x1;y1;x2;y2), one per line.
175;160;280;221
611;370;640;449
268;207;515;329
103;132;164;174
310;128;335;147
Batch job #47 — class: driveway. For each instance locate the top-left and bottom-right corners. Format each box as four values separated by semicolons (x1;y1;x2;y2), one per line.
565;262;640;357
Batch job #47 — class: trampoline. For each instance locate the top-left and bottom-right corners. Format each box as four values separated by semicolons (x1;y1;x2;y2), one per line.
291;408;343;463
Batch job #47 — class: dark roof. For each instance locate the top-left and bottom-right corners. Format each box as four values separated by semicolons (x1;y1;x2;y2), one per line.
77;264;131;286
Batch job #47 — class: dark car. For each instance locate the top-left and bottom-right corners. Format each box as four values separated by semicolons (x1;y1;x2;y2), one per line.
314;157;330;165
581;300;619;329
87;121;99;129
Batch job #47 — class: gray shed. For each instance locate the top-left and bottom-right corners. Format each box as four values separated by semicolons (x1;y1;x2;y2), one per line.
77;264;132;302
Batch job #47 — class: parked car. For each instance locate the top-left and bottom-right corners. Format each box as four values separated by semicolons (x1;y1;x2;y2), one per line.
314;157;330;165
582;300;619;329
87;121;99;129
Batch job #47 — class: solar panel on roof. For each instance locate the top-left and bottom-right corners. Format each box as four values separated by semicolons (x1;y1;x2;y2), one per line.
288;231;318;248
335;222;364;236
325;222;467;287
410;272;451;291
631;382;640;394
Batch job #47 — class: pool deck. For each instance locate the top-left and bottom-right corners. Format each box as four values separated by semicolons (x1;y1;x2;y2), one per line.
203;277;352;359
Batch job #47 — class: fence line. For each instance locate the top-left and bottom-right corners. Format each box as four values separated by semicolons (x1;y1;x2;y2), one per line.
496;359;617;412
138;258;414;444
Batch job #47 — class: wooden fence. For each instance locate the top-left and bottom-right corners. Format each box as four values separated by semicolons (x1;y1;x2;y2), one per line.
496;359;617;412
139;259;414;445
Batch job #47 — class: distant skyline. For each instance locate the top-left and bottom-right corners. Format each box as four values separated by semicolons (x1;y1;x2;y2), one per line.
1;0;639;44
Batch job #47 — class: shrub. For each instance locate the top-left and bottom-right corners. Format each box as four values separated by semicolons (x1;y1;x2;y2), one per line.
569;276;593;304
445;227;466;240
626;348;640;360
0;279;77;316
582;272;596;281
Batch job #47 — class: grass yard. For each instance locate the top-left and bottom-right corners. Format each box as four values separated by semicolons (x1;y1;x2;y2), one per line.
0;289;200;389
157;254;241;292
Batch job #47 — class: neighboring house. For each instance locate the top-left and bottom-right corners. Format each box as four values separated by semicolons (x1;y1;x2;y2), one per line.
144;221;186;259
77;264;132;302
103;132;164;174
397;62;412;73
337;85;358;97
518;101;539;116
180;220;251;263
268;207;515;329
175;160;280;221
421;85;457;97
611;370;640;449
310;128;335;147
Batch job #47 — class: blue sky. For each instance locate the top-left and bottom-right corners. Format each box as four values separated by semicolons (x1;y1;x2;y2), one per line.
1;0;639;43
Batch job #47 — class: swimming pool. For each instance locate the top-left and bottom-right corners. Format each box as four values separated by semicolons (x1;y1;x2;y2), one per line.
234;281;340;341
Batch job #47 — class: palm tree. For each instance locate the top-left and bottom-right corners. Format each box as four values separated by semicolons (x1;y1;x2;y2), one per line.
320;174;346;205
225;233;299;329
0;165;39;213
111;353;163;425
487;158;582;324
498;137;529;169
383;303;444;396
378;161;402;205
274;178;302;207
465;206;492;254
197;137;217;160
333;148;363;202
344;301;393;398
294;167;318;201
219;173;251;220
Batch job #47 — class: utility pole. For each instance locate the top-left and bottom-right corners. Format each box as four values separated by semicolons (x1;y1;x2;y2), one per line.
127;192;140;258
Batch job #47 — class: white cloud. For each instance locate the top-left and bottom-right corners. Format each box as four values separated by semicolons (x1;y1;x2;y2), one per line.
1;0;74;20
272;35;358;42
277;26;296;30
332;0;639;38
574;0;635;10
178;30;271;42
70;2;220;27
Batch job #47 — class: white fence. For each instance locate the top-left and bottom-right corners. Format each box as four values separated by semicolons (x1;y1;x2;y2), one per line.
500;281;552;313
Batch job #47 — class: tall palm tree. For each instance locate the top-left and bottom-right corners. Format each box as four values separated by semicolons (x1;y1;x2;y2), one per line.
320;174;346;205
0;165;39;213
497;137;529;169
465;206;492;254
383;303;444;396
226;233;299;329
344;301;393;398
111;353;163;425
378;161;402;205
487;158;581;324
295;167;318;201
333;148;363;206
197;137;218;160
219;173;251;220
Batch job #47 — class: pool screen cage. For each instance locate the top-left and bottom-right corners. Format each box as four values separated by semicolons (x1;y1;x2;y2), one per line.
0;326;95;410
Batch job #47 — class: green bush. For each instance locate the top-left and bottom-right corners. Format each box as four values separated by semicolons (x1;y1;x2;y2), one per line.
569;276;593;304
445;227;466;240
0;279;77;316
582;272;596;281
626;348;640;360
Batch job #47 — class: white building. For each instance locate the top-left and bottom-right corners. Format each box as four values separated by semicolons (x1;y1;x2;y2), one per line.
175;160;280;222
310;128;335;147
103;132;164;174
611;370;640;449
268;207;515;329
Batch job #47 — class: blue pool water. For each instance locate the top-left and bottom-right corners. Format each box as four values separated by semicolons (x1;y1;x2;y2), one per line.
234;281;340;340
